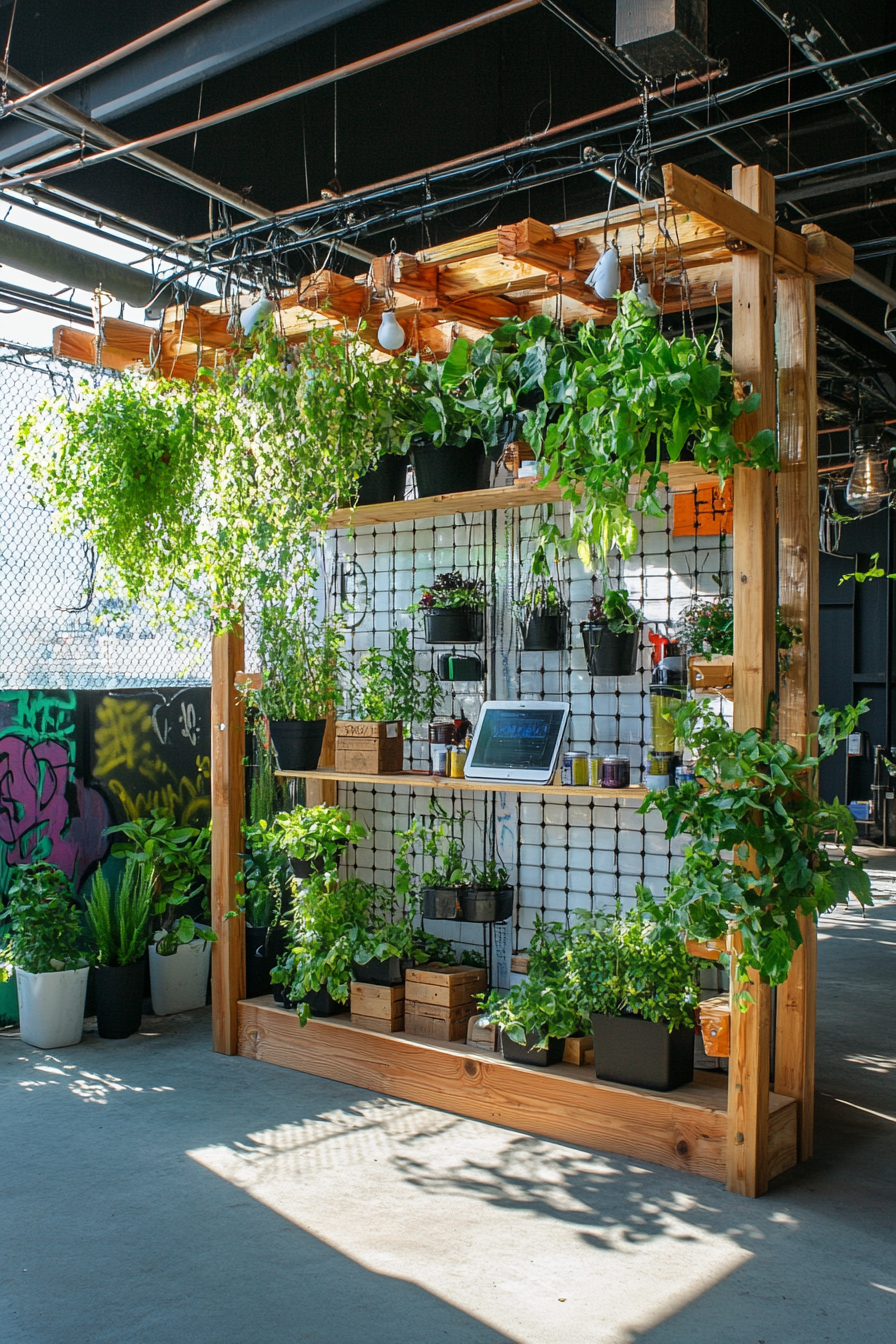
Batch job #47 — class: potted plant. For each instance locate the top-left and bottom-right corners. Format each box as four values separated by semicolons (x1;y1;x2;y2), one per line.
580;587;642;676
84;857;152;1039
0;863;88;1049
480;918;585;1066
571;894;701;1091
352;884;428;986
461;861;514;923
273;804;367;881
273;874;377;1022
107;810;215;1017
515;571;568;652
402;339;488;496
236;818;290;999
416;571;487;645
676;594;802;685
244;590;346;772
396;799;470;921
338;629;442;774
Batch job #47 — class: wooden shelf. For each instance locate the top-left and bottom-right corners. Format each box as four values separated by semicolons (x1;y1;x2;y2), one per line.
327;462;708;530
236;999;798;1185
274;765;648;802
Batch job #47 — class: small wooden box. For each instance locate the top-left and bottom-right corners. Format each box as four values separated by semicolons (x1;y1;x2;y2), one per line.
688;655;734;700
466;1014;500;1051
510;953;530;975
350;981;404;1032
405;1001;477;1041
698;995;730;1057
334;720;403;774
405;964;487;1009
563;1034;594;1066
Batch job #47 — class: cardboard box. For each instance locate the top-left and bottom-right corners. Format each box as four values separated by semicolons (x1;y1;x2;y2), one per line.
334;720;403;774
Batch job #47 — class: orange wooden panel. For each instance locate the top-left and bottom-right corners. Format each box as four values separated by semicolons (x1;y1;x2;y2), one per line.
672;481;733;536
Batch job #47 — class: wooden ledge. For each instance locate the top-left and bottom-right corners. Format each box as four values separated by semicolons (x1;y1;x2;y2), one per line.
273;766;648;802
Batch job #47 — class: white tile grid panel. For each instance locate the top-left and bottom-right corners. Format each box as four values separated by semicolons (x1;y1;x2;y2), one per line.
328;490;731;967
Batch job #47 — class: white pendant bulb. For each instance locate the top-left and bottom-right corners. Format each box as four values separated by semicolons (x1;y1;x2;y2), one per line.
635;279;659;316
240;296;274;335
377;308;405;350
585;245;620;300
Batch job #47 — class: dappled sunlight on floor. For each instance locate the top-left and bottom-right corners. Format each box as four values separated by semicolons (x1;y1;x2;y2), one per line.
189;1095;752;1344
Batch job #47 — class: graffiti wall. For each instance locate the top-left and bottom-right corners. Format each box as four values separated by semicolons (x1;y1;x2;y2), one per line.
0;688;210;897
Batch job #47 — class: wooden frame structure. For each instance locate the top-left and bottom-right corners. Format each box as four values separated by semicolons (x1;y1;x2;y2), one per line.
60;162;841;1197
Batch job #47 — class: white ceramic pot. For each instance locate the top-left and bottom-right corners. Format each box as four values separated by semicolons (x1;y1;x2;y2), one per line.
149;934;211;1015
16;966;89;1049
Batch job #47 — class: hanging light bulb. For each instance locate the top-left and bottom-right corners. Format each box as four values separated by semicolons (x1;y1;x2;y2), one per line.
377;308;405;350
240;295;274;335
585;244;620;300
845;449;890;514
634;278;659;315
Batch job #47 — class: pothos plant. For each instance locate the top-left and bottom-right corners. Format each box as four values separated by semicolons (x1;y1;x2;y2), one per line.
519;295;779;569
0;862;85;976
273;804;367;879
641;698;872;990
584;587;642;634
479;917;588;1048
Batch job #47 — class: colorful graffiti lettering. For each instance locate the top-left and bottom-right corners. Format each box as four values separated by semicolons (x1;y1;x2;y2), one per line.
91;693;210;826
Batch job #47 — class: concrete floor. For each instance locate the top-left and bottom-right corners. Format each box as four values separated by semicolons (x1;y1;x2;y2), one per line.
2;895;895;1344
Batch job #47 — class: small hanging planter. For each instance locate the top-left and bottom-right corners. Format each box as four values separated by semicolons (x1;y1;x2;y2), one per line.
416;571;487;645
268;718;327;772
521;612;568;651
459;885;514;923
421;885;466;920
580;623;640;676
410;437;484;497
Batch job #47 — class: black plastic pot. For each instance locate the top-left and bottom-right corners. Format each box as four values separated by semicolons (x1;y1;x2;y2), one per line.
279;983;348;1016
521;613;568;652
423;608;485;644
268;718;327;771
352;955;414;986
460;886;514;923
501;1029;565;1068
580;623;640;677
94;958;145;1039
590;1011;695;1091
355;454;409;505
245;926;276;999
421;885;466;920
288;855;327;882
410;437;484;497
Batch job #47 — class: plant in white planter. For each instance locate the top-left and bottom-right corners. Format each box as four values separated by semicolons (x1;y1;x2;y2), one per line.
0;862;88;1048
85;857;152;1039
108;810;215;1016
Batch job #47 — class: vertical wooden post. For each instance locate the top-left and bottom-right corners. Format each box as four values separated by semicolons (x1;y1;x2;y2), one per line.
729;163;777;1198
211;626;246;1055
774;275;819;1161
305;712;337;808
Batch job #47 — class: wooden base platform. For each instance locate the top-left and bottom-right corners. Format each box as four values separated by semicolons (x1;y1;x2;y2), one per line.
237;997;798;1186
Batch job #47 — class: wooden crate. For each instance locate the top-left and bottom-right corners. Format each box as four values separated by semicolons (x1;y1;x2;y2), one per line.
405;1001;477;1042
688;655;734;699
405;963;487;1009
510;953;530;974
466;1014;500;1051
334;720;403;774
563;1034;594;1066
350;981;404;1033
698;996;731;1057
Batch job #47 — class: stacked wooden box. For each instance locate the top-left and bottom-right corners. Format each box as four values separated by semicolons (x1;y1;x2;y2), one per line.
350;981;405;1033
404;964;487;1042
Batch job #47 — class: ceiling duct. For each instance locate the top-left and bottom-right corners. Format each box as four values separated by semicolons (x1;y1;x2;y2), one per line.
615;0;709;79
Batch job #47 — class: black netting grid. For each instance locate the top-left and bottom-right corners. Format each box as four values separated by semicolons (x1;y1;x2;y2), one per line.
0;345;211;689
327;488;732;988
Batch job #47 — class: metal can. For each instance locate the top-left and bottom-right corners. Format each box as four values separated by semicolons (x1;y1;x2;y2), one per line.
561;751;589;786
601;755;631;789
675;766;696;786
430;743;449;776
588;755;604;787
448;746;467;778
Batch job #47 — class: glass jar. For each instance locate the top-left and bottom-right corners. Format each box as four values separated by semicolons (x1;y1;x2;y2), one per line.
650;685;686;754
601;755;630;788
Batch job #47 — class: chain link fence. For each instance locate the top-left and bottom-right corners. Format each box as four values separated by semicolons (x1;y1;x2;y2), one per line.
0;343;210;690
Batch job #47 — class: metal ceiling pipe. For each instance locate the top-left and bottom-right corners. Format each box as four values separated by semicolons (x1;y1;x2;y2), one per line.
0;217;216;308
2;0;236;115
0;62;374;264
1;1;541;185
0;280;94;326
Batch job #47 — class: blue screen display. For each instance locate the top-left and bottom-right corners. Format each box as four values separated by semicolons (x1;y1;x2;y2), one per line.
471;708;566;770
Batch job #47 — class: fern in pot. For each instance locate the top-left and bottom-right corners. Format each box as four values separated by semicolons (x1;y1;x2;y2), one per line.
580;587;642;677
84;857;152;1038
0;862;88;1049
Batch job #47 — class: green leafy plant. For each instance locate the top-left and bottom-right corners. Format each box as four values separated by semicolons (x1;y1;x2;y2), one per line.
0;863;84;975
107;809;214;957
480;917;586;1048
460;949;487;969
470;860;510;890
273;805;367;877
272;874;377;1024
84;858;152;966
235;819;290;928
676;595;802;660
245;583;346;723
641;698;872;987
352;628;441;725
584;588;642;635
570;893;701;1031
519;297;778;568
412;929;457;964
395;798;469;898
416;570;487;612
401;338;482;447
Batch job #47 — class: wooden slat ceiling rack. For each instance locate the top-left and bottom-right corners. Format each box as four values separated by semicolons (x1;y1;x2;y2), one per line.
52;163;853;374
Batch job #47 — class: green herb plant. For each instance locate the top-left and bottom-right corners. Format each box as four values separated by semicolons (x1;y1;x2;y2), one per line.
273;805;367;878
570;893;700;1030
85;858;152;966
107;809;215;957
0;863;84;975
272;874;377;1024
244;580;346;723
641;699;873;989
352;628;441;725
480;917;587;1049
470;860;510;890
395;799;469;894
583;588;642;635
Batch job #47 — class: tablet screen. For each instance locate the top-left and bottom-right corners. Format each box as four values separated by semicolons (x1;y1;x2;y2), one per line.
470;706;567;771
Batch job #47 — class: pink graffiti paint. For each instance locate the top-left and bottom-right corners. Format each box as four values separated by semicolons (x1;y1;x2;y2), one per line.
0;735;110;886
